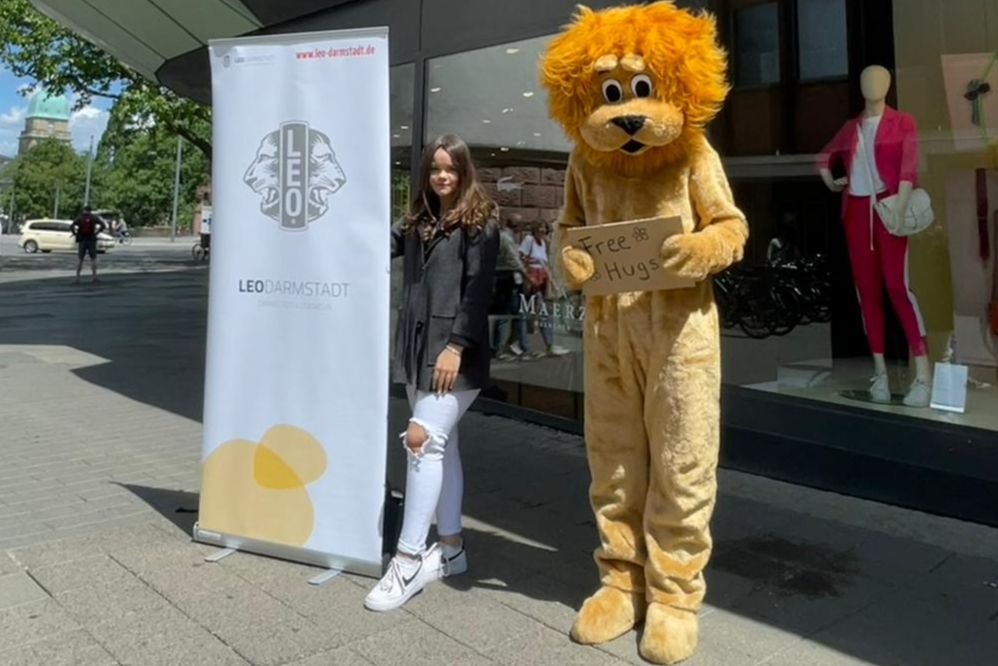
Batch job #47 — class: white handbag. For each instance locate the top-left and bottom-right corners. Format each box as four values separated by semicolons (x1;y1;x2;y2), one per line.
874;188;934;236
858;127;934;237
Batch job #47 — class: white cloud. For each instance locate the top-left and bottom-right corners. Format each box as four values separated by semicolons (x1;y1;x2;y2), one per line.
0;105;26;127
69;104;109;153
0;106;26;158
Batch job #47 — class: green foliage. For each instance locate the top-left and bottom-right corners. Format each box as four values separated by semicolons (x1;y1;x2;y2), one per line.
0;0;212;159
96;104;209;227
7;139;87;219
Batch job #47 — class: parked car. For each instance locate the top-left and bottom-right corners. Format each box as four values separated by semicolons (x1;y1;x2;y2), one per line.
17;219;114;254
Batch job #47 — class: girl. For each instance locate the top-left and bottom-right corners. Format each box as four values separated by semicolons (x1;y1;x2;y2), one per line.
365;135;499;612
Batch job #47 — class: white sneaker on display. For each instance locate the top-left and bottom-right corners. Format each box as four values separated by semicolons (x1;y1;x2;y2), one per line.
869;373;890;403
441;542;467;576
903;379;931;408
364;544;446;612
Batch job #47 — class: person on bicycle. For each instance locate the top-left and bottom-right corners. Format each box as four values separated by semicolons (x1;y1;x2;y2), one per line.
115;218;129;243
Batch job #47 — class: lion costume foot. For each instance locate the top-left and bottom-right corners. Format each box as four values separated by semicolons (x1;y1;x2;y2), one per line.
570;586;645;645
639;603;699;665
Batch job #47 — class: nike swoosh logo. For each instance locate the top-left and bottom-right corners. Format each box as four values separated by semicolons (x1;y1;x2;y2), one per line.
401;560;423;587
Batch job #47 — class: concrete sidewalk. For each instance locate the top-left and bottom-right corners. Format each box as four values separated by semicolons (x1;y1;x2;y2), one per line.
1;264;997;666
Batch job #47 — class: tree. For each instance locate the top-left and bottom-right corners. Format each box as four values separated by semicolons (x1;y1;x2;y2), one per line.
8;139;87;219
95;100;209;228
0;0;212;159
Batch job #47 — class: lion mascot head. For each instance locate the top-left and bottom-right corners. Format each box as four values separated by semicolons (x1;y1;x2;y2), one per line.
540;2;729;175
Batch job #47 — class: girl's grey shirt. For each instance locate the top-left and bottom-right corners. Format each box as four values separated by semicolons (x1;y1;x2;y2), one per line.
391;218;500;392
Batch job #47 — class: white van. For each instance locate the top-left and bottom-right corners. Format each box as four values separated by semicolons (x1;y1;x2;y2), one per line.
17;219;114;254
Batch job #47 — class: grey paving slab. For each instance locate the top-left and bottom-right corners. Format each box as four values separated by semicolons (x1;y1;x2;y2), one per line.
419;590;542;653
597;627;758;666
88;606;250;666
0;571;49;609
723;576;889;636
806;589;992;666
351;618;496;666
472;566;589;635
764;639;890;666
0;598;81;652
0;628;118;666
30;554;136;597
287;647;376;666
242;571;411;649
169;584;338;666
921;553;998;613
139;559;254;602
485;624;627;666
0;551;22;576
56;578;173;627
694;608;803;661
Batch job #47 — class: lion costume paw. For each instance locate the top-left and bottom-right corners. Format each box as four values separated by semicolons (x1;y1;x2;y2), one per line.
560;246;596;289
639;604;699;665
570;586;645;645
660;232;713;282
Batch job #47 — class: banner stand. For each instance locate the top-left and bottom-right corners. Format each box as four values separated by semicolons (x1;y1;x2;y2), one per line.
194;27;392;581
193;522;383;579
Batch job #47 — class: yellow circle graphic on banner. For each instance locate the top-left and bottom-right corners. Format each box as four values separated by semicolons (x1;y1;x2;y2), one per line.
200;425;327;547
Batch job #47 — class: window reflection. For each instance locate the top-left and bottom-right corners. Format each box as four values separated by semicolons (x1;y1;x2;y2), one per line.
734;2;780;87
425;35;583;419
798;0;848;81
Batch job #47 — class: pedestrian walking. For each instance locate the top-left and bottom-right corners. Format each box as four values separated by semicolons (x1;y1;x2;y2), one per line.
365;134;499;612
71;206;106;283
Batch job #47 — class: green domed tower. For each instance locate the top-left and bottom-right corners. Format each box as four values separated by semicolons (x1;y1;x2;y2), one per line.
17;88;72;155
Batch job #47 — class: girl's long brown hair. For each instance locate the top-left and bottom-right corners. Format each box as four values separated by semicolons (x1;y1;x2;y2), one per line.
404;134;497;239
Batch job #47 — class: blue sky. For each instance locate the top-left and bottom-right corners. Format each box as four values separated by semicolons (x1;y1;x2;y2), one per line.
0;63;111;158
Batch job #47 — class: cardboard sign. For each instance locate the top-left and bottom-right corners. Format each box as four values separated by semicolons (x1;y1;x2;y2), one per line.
565;216;694;295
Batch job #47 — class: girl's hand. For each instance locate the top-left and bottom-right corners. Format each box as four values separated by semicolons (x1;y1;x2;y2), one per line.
433;346;462;394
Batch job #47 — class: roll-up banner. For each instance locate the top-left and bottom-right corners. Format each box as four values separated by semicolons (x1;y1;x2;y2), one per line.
196;28;391;577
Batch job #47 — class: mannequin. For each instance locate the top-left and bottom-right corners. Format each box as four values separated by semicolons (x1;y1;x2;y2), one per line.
817;65;932;407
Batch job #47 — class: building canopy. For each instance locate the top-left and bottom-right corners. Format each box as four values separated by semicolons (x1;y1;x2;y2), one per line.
29;1;362;101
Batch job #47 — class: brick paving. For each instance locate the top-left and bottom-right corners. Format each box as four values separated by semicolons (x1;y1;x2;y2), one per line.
1;240;997;665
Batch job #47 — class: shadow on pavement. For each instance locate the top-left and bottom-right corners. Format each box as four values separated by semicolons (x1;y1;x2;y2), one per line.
5;268;994;666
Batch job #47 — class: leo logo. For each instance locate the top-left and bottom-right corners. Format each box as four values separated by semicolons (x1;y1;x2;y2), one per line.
243;121;347;231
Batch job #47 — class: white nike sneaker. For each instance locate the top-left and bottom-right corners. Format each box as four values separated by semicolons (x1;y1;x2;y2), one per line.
442;542;467;576
869;373;890;403
903;379;931;408
364;544;445;612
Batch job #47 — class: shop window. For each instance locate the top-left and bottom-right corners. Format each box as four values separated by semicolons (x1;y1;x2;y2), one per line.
424;35;583;420
734;2;780;87
390;63;415;354
718;0;998;434
797;0;848;81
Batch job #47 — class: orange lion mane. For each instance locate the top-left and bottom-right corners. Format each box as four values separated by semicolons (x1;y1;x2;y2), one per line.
539;2;729;173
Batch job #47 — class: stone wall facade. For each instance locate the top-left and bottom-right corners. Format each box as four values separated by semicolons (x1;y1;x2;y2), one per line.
479;165;566;231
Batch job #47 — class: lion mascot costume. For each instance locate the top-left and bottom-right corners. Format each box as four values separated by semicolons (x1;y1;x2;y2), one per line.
539;3;748;663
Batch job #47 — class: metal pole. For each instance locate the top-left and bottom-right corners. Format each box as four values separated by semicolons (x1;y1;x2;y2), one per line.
53;185;60;218
83;134;94;207
170;136;183;242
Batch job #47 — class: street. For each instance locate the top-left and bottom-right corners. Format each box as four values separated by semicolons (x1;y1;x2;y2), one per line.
0;235;201;284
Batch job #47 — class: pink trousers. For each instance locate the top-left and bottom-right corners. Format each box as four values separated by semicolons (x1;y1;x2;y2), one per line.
844;194;928;356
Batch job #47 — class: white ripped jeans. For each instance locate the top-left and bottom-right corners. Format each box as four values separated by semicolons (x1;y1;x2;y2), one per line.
396;386;479;556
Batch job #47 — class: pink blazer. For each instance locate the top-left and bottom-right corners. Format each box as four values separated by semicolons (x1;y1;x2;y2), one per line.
816;106;920;217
